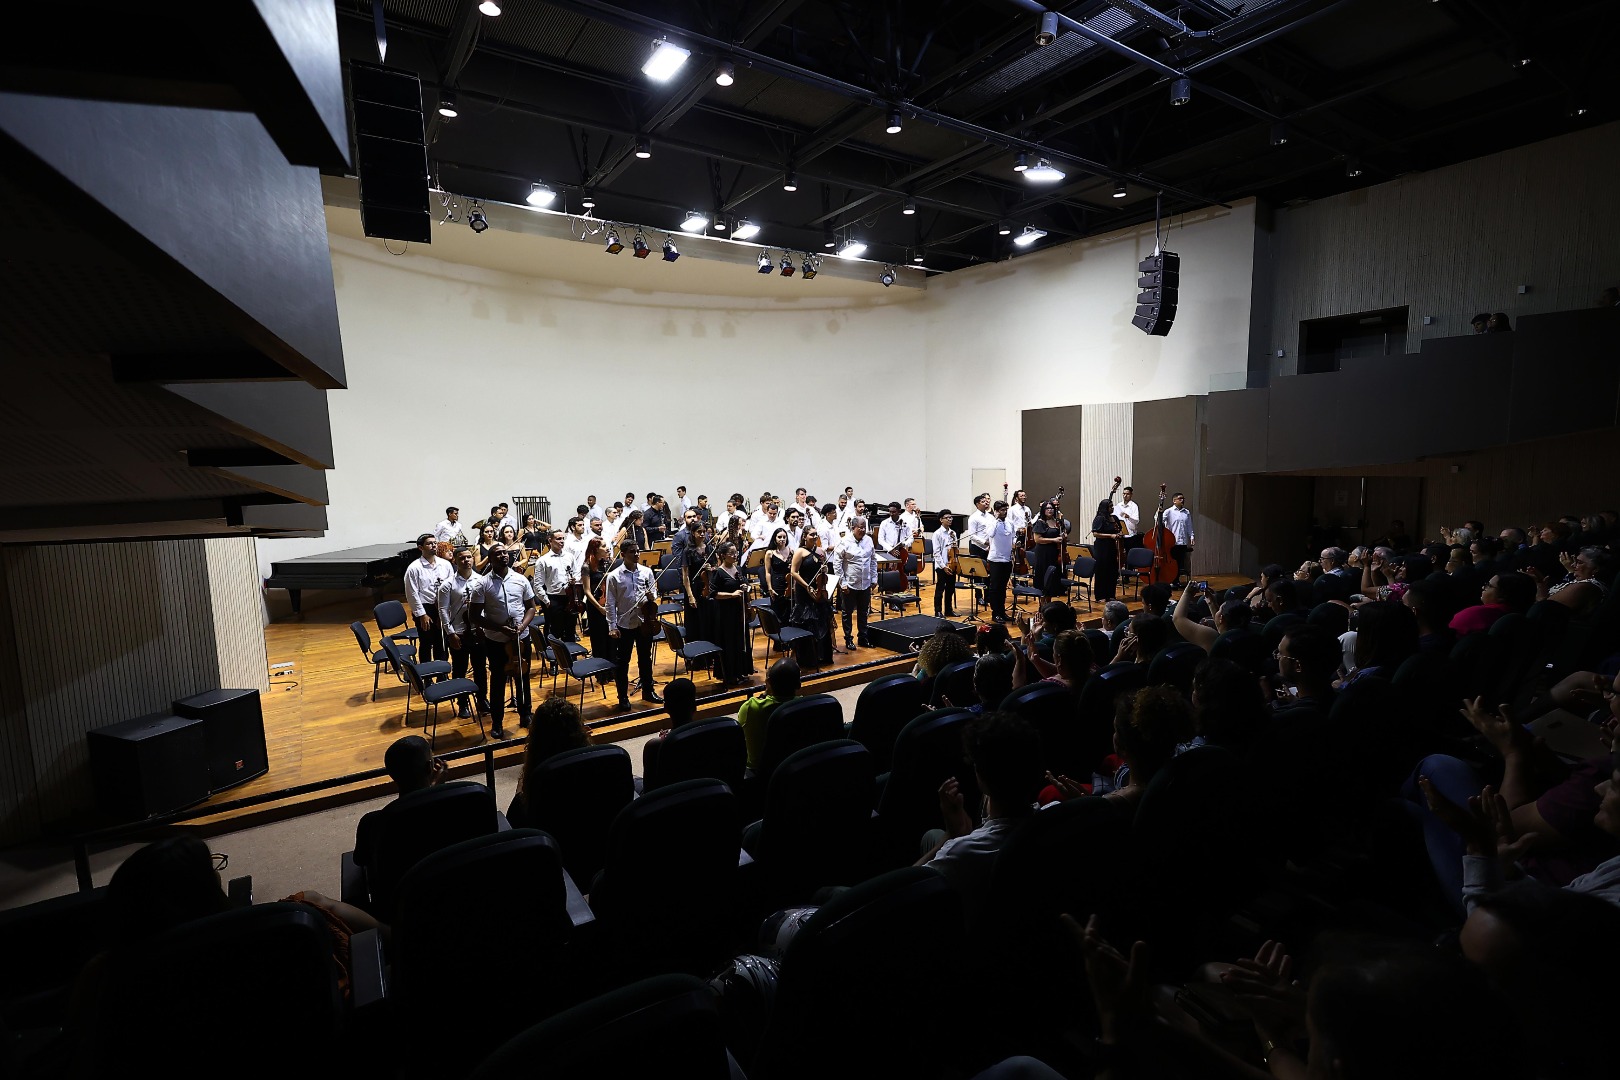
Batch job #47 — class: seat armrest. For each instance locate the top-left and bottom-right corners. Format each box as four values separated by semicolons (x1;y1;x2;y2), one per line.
340;851;365;907
496;811;513;832
349;928;387;1007
737;848;754;869
561;869;595;930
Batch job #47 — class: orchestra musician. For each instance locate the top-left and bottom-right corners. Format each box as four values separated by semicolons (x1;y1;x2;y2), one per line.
1007;489;1032;537
403;533;454;663
932;510;959;617
836;516;878;651
967;493;995;560
765;527;794;625
533;528;576;641
1030;500;1066;598
1162;491;1196;584
604;540;662;712
1113;485;1142;551
1091;499;1124;601
438;546;489;718
670;510;708;642
470;545;534;738
900;498;923;538
434;507;464;548
475;523;499;573
784;507;806;552
708;541;754;687
985;500;1016;623
579;537;614;662
788;526;834;664
499;524;527;571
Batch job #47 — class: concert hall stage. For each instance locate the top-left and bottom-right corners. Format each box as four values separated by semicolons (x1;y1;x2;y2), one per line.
185;571;1249;832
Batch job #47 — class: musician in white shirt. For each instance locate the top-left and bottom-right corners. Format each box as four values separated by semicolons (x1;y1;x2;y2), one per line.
434;507;463;546
877;501;913;554
603;540;663;712
820;504;848;550
932;511;959;617
437;547;488;718
834;492;854;529
584;495;606;523
471;546;534;737
533;529;576;641
562;515;591;576
495;502;518;539
1162;492;1196;584
967;493;995;558
1113;486;1142;551
835;517;878;650
403;534;454;662
784;507;806;553
1007;490;1032;536
986;501;1016;623
900;498;923;537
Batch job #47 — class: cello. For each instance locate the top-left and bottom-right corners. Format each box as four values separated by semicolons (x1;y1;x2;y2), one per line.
1142;483;1179;585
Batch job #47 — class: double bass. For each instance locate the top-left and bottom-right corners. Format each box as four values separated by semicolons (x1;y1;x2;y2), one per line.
1141;483;1179;585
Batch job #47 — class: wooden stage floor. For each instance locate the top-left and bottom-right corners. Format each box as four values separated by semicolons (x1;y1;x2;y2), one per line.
189;572;1249;832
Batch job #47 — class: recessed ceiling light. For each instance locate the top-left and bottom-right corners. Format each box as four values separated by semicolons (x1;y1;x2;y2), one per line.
1024;158;1065;182
680;210;709;232
525;182;555;207
1013;225;1046;247
642;39;690;82
732;219;761;240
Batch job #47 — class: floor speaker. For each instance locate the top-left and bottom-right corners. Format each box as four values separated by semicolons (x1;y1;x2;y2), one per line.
173;689;269;794
87;714;209;821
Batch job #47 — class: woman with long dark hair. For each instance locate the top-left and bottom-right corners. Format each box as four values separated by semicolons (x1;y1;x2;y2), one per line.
708;541;755;686
765;527;794;625
1090;499;1123;601
1030;500;1066;598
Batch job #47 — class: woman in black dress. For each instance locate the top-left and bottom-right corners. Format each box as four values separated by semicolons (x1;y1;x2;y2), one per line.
788;527;834;666
580;537;614;661
708;542;754;686
765;527;794;626
1091;499;1123;601
1030;500;1066;598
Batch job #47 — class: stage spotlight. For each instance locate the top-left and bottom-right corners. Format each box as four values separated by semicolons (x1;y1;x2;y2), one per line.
1112;181;1127;199
783;169;798;192
478;1;501;14
886;109;903;134
1170;77;1191;106
1013;151;1029;173
525;182;556;207
1036;11;1058;46
467;202;488;232
1024;158;1065;182
800;256;818;279
902;199;916;215
1346;158;1363;177
662;239;680;262
643;39;690;82
879;266;896;287
779;254;796;277
680;210;709;232
758;251;773;274
1013;225;1046;247
715;60;735;86
605;230;624;254
1270;122;1289;146
437;91;458;118
632;233;651;258
837;237;867;259
732;219;761;240
635;135;652;159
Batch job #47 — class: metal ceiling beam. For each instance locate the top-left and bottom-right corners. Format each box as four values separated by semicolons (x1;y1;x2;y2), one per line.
424;0;484;147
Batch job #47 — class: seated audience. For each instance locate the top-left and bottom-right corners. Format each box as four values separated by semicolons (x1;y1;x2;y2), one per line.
1449;569;1534;636
638;676;698;789
1190;657;1268;752
738;658;800;772
912;625;973;699
506;696;593;827
353;735;449;870
1531;545;1612;616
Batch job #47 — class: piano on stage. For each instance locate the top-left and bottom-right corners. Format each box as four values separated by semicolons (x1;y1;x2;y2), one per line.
264;544;415;614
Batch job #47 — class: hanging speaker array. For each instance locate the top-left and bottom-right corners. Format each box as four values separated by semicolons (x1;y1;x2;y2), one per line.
1133;250;1179;337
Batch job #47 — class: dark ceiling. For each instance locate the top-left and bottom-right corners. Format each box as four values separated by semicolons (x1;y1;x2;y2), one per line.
338;0;1609;271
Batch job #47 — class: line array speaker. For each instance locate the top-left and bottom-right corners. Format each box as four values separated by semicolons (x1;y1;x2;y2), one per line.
1132;250;1180;337
349;61;430;244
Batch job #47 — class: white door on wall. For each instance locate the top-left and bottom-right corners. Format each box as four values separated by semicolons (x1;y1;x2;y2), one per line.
970;468;1007;505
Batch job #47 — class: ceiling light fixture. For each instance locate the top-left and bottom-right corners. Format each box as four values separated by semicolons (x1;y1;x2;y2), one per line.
437;91;458;118
1170;77;1192;106
1345;158;1363;177
634;135;651;159
680;210;709;232
801;256;818;279
1036;11;1058;47
783;169;799;192
822;231;837;250
478;1;501;15
837;237;867;259
997;222;1012;236
1013;225;1047;247
1024;158;1066;182
758;251;774;274
467;202;488;233
879;266;896;287
1570;103;1589;117
581;192;596;209
605;230;624;254
886;109;903;134
662;239;680;262
632;232;651;258
1013;151;1029;172
902;199;916;216
1113;181;1128;199
913;249;926;263
642;39;690;82
1270;122;1289;146
712;216;727;231
732;219;761;240
715;60;735;87
525;182;556;208
779;254;796;277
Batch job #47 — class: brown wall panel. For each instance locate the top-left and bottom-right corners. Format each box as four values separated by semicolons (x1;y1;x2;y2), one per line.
1022;405;1082;510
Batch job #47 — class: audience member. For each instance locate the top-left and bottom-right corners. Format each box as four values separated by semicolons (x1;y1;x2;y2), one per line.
1470;312;1490;334
738;658;801;773
1190;657;1268;751
1449;570;1534;635
353;735;448;869
1531;545;1612;616
505;696;593;827
1487;311;1513;333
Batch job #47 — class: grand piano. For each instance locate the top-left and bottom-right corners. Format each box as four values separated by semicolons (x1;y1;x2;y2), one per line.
264;544;416;614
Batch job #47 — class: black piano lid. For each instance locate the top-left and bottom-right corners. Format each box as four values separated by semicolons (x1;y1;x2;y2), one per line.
268;545;415;569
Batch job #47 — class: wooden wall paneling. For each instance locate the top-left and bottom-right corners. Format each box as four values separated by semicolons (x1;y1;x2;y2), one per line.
206;537;271;693
1205;389;1270;475
0;555;39;844
1021;406;1083;510
1080;403;1133;511
1239;476;1315;577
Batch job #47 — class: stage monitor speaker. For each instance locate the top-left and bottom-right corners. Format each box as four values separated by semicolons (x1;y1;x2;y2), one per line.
173;689;269;794
87;714;209;821
349;61;430;244
1132;250;1180;337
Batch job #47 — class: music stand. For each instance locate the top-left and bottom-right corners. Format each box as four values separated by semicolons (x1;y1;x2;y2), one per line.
744;548;768;571
956;556;991;622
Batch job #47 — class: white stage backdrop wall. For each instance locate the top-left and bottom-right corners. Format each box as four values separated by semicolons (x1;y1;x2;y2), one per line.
258;237;931;575
919;199;1257;513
